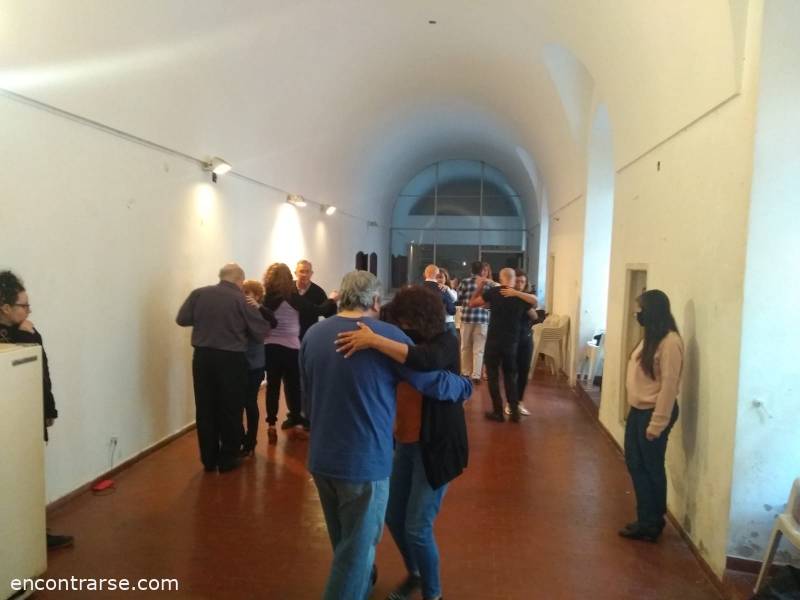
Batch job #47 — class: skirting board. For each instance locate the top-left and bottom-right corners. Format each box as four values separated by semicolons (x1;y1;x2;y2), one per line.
46;422;197;515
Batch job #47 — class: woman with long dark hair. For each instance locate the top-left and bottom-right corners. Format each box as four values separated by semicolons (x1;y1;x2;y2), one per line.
336;285;467;600
619;289;683;542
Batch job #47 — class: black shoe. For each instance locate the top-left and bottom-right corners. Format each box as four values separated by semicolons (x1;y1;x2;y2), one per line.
618;523;661;542
385;574;421;600
239;441;256;457
620;521;639;534
217;458;242;473
281;417;301;430
484;410;505;422
509;406;521;423
47;533;74;550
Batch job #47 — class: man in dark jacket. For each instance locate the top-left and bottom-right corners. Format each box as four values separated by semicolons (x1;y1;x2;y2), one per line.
294;260;337;339
422;264;456;322
0;270;73;550
176;263;274;473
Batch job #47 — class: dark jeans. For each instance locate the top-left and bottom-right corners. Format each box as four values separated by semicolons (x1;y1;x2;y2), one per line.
484;341;519;414
264;344;303;426
192;347;247;469
624;404;680;529
242;368;264;448
516;335;534;403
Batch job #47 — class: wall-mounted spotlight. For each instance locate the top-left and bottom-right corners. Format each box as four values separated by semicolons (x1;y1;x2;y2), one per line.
287;194;307;207
321;204;337;216
203;157;232;182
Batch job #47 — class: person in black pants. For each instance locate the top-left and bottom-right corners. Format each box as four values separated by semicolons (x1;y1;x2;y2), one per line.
508;269;537;417
1;270;74;550
176;263;273;472
262;263;335;442
475;268;538;423
240;279;277;456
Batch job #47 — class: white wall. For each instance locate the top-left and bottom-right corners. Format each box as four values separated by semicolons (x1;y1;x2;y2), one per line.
545;196;585;382
0;94;383;503
727;0;800;566
576;104;614;376
597;3;763;576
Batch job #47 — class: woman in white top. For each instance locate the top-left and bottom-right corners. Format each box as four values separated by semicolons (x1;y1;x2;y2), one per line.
620;289;683;543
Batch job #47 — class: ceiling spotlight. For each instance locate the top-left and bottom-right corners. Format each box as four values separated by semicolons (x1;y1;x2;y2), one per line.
287;194;307;207
321;204;337;216
203;157;231;182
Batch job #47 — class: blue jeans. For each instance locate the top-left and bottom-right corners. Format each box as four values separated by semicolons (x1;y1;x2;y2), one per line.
313;474;389;600
385;443;448;599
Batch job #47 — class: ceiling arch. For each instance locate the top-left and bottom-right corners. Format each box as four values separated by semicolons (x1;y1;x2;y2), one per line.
0;0;740;223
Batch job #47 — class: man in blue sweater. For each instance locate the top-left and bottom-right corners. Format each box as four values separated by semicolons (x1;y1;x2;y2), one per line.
300;270;472;600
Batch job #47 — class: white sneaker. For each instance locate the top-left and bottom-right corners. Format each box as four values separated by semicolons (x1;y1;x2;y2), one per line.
505;405;531;416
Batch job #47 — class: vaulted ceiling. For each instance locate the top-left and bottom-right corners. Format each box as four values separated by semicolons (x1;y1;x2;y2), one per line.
0;0;741;228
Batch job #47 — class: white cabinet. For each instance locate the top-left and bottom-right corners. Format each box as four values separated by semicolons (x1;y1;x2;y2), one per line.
0;344;47;600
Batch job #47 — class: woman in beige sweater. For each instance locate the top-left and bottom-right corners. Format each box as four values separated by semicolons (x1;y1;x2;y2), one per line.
620;289;683;543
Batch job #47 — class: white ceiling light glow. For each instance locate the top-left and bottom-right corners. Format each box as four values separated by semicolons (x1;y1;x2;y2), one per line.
321;204;337;216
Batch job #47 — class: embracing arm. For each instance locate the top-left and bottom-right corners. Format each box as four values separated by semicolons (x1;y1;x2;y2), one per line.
500;287;539;306
336;322;409;362
394;363;472;402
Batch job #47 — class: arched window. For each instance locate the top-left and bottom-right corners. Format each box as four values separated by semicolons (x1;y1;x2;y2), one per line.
390;160;526;287
355;251;368;271
368;252;378;276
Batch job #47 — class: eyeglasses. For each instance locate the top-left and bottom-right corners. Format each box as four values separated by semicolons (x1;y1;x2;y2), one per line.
13;303;31;310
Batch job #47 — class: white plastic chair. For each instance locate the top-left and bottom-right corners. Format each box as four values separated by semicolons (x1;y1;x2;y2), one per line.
754;477;800;593
579;331;605;382
531;315;570;376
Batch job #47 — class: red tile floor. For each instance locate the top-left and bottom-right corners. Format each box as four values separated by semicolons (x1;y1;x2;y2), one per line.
39;372;751;599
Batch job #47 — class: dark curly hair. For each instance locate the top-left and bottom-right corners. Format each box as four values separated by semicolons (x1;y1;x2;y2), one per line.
382;285;445;341
0;270;25;306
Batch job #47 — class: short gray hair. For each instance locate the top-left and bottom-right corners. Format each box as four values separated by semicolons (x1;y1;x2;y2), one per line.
219;263;245;282
338;271;381;311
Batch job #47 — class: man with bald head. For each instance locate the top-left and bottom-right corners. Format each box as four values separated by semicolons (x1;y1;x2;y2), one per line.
177;263;275;472
477;267;538;423
423;264;456;328
295;259;337;339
